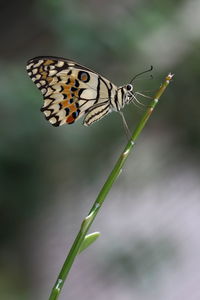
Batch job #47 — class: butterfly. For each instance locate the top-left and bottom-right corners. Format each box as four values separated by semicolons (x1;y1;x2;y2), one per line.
26;56;137;127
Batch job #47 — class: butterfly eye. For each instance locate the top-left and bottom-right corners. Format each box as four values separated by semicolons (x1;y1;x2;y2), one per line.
126;84;133;91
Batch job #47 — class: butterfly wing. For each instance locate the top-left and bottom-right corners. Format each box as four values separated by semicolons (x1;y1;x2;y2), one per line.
83;102;111;126
26;56;117;126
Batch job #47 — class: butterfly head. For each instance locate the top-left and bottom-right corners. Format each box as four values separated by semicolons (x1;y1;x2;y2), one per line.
123;66;153;106
124;83;134;104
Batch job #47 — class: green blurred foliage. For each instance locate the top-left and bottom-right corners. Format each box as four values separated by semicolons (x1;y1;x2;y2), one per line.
1;0;200;299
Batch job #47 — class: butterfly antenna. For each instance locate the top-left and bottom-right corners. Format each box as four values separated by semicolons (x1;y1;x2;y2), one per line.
129;65;153;84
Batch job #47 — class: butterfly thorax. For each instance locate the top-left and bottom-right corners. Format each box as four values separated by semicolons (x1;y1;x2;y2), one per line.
111;84;133;112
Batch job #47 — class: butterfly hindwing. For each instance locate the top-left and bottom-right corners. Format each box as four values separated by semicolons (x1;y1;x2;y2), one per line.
84;102;110;126
26;56;118;126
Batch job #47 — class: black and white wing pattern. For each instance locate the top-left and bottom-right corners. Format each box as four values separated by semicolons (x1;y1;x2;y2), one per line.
26;56;120;126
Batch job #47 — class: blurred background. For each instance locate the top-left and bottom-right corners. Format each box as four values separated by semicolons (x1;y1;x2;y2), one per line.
1;0;200;299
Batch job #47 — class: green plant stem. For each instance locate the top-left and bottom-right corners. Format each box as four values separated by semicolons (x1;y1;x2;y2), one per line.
48;73;174;300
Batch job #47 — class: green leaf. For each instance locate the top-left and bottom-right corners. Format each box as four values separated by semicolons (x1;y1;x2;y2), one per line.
78;232;100;254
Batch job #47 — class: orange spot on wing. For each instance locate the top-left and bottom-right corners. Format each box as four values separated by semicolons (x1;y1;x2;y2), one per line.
61;100;70;108
61;78;80;103
69;104;77;113
81;74;88;81
63;90;71;96
63;82;73;93
66;115;75;124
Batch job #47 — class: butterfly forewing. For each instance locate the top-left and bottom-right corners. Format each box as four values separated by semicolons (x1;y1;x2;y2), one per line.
26;56;118;126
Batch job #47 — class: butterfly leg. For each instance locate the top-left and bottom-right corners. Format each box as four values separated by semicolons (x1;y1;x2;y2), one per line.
119;111;132;140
